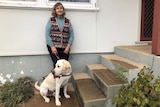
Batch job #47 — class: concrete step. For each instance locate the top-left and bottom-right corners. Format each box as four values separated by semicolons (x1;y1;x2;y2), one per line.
101;54;144;82
72;73;107;107
87;64;127;100
114;45;153;68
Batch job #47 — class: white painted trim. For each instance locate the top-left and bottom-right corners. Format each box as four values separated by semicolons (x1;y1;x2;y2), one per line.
0;0;99;11
137;0;142;41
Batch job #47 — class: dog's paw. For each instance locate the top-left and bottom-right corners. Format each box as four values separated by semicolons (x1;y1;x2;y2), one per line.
56;100;61;106
45;98;50;103
64;94;70;98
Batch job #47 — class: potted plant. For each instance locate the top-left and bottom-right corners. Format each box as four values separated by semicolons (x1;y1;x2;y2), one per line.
113;66;160;107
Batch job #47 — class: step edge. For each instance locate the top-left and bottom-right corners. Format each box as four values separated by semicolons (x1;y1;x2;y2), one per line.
84;98;107;103
101;54;145;68
93;70;127;87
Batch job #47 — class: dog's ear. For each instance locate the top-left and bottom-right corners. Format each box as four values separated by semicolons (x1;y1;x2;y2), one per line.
62;61;71;71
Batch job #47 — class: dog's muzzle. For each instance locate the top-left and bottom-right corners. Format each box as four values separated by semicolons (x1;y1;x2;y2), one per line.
51;69;60;79
51;69;55;75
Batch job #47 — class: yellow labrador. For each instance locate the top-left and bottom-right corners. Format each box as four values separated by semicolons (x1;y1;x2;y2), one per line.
35;59;72;106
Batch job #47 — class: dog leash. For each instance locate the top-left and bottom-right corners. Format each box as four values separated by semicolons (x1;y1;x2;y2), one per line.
55;54;60;60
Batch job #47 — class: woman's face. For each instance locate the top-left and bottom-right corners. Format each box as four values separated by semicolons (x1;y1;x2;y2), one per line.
55;4;64;17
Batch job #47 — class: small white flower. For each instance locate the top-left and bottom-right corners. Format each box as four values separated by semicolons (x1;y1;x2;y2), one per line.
0;76;4;81
11;61;14;63
20;70;24;74
0;76;6;84
2;79;7;84
6;74;11;79
13;73;16;75
10;79;14;82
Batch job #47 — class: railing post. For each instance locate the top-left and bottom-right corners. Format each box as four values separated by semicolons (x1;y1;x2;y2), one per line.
152;0;160;55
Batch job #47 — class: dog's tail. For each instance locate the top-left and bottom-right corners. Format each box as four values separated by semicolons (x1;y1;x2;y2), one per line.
34;81;40;90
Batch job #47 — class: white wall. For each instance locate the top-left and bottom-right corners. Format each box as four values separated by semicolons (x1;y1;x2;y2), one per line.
0;0;141;56
96;0;140;52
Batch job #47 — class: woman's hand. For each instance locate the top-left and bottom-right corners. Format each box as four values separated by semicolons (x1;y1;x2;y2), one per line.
64;44;70;54
51;46;58;55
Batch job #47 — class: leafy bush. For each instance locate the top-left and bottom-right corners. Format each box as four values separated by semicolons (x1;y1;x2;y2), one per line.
113;66;160;107
0;77;34;107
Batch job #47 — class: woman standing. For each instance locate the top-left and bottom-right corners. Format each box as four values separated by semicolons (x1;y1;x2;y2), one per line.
45;2;74;68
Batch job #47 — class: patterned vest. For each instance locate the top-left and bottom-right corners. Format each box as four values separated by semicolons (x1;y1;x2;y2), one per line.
50;17;70;48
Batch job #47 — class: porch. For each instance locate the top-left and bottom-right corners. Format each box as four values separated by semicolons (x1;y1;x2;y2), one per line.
19;44;160;107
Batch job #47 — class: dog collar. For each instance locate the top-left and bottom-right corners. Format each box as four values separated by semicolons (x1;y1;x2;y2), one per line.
53;73;72;79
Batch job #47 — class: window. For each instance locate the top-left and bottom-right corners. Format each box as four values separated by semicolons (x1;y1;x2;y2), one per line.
0;0;97;10
49;0;89;2
0;0;36;1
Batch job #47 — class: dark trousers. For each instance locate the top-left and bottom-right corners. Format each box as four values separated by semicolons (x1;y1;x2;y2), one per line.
47;45;69;68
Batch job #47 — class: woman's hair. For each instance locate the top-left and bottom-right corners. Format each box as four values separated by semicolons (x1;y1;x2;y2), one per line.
51;2;66;17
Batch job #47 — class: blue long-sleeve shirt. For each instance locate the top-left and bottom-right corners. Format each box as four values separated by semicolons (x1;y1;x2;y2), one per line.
45;17;74;47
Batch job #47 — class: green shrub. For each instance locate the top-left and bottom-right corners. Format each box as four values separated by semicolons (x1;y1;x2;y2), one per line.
0;77;34;107
113;66;160;107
